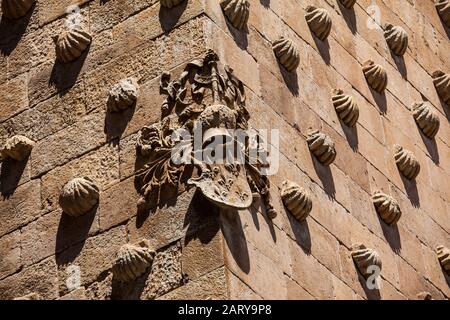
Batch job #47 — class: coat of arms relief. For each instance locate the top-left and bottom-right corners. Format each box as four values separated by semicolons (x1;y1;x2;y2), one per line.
135;50;277;219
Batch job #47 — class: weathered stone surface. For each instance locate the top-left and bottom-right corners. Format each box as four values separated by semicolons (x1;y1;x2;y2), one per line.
0;75;28;123
0;229;21;280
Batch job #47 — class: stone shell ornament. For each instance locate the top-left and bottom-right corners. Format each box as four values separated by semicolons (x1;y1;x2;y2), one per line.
1;135;34;161
412;102;440;139
435;0;450;28
362;60;388;93
272;37;300;72
108;78;139;112
332;89;359;127
383;23;408;56
59;177;100;217
54;28;92;63
1;0;35;19
160;0;184;8
220;0;250;30
307;130;337;166
112;240;155;282
351;243;382;279
280;180;312;222
432;71;450;105
305;6;332;41
394;145;420;180
372;191;402;225
436;245;450;276
338;0;357;9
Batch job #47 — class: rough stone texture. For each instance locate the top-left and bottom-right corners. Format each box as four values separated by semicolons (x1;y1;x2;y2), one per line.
1;0;450;301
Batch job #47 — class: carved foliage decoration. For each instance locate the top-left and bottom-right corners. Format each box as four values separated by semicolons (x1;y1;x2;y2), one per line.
332;89;359;127
220;0;250;30
160;0;184;8
1;0;35;19
436;245;450;276
112;240;155;282
136;50;277;217
108;78;139;112
280;180;312;222
412;102;440;139
272;37;300;72
307;130;336;166
394;145;420;180
363;60;388;93
383;23;408;56
351;243;382;279
338;0;357;9
59;177;99;217
1;135;34;161
432;71;450;105
435;0;450;28
54;27;92;63
372;191;402;225
305;6;332;41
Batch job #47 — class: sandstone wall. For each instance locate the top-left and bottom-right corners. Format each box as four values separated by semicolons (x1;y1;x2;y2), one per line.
0;0;449;300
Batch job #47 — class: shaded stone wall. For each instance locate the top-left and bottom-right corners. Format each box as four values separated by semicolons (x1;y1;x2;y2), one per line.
0;0;449;300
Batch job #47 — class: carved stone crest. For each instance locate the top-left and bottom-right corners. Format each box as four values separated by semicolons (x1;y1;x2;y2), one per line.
135;50;276;218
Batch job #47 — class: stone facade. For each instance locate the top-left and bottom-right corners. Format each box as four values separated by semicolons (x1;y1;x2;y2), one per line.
0;0;450;301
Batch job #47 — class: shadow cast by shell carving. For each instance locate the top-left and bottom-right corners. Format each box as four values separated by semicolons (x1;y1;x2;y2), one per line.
220;0;250;30
338;0;357;9
436;245;450;276
1;0;35;19
112;240;155;283
135;50;277;218
383;23;408;56
362;60;388;93
305;6;332;41
332;89;359;127
435;0;450;28
372;191;402;225
1;135;34;161
59;177;100;217
280;180;312;222
160;0;185;8
54;27;92;64
351;243;382;279
307;130;337;166
412;102;440;139
432;71;450;105
272;37;300;73
108;78;139;113
394;145;420;180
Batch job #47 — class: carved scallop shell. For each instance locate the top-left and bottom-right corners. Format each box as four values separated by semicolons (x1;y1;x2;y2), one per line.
307;130;336;166
112;240;155;282
305;6;332;41
432;71;450;105
59;177;100;217
363;60;388;93
383;23;408;56
435;0;450;28
436;245;450;276
54;28;92;63
394;145;420;180
272;37;300;72
338;0;357;9
108;78;139;112
351;243;382;279
160;0;184;8
332;89;359;127
1;135;34;161
372;191;402;225
280;180;312;222
1;0;35;19
412;102;440;139
220;0;250;30
416;292;432;300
